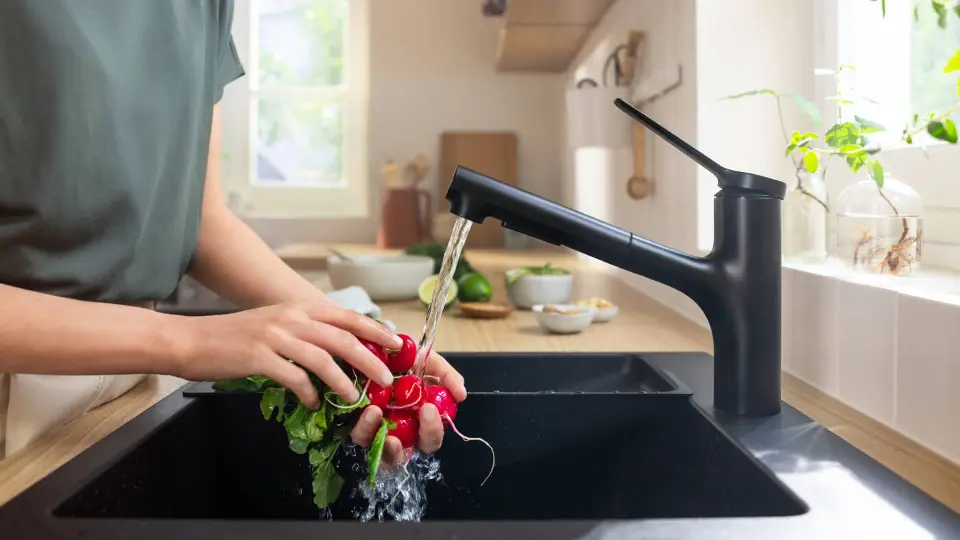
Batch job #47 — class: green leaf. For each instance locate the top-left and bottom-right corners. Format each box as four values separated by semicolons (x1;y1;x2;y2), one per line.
719;89;777;100
308;442;340;468
260;387;287;421
284;403;310;440
868;160;885;189
288;435;310;455
928;119;959;143
854;115;886;134
824;122;861;148
933;0;949;28
882;0;887;16
306;409;327;442
839;63;857;72
944;48;960;74
366;419;391;487
803;151;819;173
787;93;823;126
312;461;345;509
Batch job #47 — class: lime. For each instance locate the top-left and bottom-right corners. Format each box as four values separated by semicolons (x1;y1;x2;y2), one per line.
418;275;458;308
457;272;492;303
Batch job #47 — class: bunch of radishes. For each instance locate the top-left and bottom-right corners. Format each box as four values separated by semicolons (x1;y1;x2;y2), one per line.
360;334;459;448
358;333;493;485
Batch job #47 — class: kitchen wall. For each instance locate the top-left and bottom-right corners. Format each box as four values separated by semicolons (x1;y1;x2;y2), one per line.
252;0;564;246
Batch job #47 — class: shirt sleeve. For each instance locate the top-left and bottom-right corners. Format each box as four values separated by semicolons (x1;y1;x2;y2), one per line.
215;35;245;103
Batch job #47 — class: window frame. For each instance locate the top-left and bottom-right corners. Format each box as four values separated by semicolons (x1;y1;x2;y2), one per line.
219;0;370;219
816;0;960;271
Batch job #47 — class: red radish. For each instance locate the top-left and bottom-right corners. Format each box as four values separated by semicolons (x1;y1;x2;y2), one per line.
367;381;392;409
386;410;418;448
424;383;496;486
424;385;457;426
386;334;417;373
359;338;388;365
392;374;423;409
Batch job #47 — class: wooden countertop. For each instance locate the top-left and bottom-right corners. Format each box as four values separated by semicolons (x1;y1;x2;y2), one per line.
1;249;958;513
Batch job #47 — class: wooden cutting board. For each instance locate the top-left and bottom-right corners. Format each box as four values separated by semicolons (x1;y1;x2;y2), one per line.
439;131;518;248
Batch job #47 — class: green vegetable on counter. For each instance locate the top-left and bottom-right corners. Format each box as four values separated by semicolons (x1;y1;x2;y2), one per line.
505;263;570;287
405;242;474;281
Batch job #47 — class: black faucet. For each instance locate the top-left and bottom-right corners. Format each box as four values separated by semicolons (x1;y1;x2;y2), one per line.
444;98;786;417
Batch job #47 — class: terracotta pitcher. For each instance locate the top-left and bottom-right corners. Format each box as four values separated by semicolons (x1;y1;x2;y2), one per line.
377;187;431;249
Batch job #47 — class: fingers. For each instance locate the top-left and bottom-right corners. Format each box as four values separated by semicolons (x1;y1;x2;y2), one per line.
262;354;319;409
308;305;402;351
298;322;393;388
426;351;467;402
418;404;444;454
274;332;360;404
351;406;383;447
381;437;404;469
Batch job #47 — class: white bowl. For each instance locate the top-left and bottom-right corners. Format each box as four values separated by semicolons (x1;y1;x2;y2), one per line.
532;304;594;334
327;254;434;302
591;305;619;322
505;271;574;309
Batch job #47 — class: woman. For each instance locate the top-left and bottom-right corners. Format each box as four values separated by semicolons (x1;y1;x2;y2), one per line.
0;0;464;463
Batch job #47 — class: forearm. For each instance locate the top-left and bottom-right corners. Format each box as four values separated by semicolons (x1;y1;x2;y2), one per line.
0;284;184;375
188;205;335;310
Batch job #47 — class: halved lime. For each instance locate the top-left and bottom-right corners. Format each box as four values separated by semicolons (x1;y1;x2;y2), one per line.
418;275;458;308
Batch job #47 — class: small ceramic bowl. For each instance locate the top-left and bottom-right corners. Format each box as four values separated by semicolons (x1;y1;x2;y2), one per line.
532;304;595;334
327;254;434;302
505;270;574;309
591;304;619;322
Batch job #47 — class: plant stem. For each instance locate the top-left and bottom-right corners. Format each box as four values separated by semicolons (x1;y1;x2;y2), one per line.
775;95;830;211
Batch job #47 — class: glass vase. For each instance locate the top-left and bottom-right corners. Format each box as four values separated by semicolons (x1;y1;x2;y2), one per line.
782;171;829;263
834;174;923;276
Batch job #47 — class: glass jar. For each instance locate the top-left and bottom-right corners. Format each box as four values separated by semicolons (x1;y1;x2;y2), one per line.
834;174;923;276
782;171;829;263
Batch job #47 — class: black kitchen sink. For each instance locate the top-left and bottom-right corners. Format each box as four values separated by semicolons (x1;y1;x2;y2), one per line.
50;355;805;522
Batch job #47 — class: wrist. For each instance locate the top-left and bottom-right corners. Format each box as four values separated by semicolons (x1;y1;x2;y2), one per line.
148;312;196;377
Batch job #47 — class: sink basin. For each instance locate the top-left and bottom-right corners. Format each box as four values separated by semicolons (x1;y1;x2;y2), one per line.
51;355;805;522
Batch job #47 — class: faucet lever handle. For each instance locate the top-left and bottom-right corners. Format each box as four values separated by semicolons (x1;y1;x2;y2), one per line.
614;98;726;178
613;98;786;199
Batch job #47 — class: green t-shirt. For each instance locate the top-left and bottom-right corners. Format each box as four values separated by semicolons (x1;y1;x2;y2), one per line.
0;0;245;302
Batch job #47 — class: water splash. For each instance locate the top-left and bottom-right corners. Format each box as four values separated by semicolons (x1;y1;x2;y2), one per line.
351;452;443;522
413;217;473;378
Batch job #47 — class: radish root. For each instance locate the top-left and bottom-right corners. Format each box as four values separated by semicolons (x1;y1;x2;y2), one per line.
323;380;371;410
387;448;416;509
444;414;496;486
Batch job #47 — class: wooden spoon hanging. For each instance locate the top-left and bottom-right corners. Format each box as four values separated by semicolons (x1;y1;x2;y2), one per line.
626;123;654;200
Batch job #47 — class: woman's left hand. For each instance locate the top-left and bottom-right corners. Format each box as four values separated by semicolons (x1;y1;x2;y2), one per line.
350;350;466;468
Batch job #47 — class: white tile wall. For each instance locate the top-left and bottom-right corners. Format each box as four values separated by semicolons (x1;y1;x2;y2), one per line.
895;293;960;464
784;265;960;465
788;270;840;396
836;281;898;424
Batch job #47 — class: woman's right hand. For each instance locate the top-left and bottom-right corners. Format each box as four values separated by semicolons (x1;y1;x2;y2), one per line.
170;303;401;408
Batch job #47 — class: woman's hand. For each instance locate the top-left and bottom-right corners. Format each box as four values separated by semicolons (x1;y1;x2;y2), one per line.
349;350;466;468
173;303;400;407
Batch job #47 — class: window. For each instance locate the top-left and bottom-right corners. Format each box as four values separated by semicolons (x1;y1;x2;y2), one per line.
220;0;370;218
820;0;960;271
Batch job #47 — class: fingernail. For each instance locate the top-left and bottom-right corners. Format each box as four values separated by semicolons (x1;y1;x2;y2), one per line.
378;369;394;387
423;403;438;421
346;388;360;403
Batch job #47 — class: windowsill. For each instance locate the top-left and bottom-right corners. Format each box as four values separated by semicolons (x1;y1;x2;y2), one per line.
784;258;960;307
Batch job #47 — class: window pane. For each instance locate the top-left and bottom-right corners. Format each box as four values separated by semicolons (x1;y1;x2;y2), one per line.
256;97;344;186
911;13;960;124
258;0;346;87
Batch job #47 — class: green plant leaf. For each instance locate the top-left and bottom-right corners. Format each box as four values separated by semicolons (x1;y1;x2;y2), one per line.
719;89;777;100
824;122;861;148
260;387;287;421
312;461;345;509
928;119;959;143
854;115;886;134
944;48;960;73
786;93;823;126
933;0;949;28
802;151;819;173
366;418;394;487
868;160;885;188
288;435;310;455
